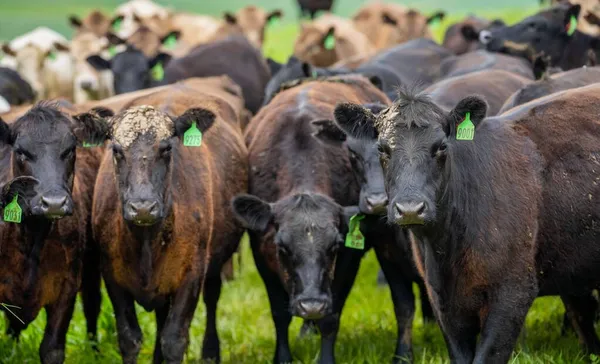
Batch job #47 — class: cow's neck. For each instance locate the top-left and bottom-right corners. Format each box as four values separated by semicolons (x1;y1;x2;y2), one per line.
20;217;53;291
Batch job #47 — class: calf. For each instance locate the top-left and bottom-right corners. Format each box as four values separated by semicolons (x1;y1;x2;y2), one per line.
0;103;106;363
234;75;422;364
352;3;444;51
221;6;283;48
294;14;374;67
500;66;600;112
336;84;600;362
88;88;247;362
68;10;112;37
298;0;334;19
113;0;170;38
425;69;532;115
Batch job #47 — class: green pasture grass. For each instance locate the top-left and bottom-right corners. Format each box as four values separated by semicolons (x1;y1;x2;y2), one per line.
0;238;595;364
0;1;595;363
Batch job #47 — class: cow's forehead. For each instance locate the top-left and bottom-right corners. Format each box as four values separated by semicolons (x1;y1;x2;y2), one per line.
112;105;174;149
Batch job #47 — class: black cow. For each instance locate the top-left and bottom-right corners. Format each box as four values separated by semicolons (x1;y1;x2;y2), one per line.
0;67;35;108
334;84;600;361
465;3;600;71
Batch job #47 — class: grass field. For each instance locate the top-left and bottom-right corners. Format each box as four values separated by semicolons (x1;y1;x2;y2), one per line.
0;0;596;363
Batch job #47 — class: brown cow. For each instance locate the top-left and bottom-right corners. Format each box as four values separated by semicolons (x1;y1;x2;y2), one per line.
500;66;600;112
352;3;444;51
88;86;247;363
0;103;109;363
294;14;374;67
425;69;532;115
221;6;283;49
68;10;113;37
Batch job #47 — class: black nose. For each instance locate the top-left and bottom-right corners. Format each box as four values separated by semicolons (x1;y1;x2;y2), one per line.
365;193;388;213
40;194;71;219
296;299;327;320
125;200;160;226
394;201;426;225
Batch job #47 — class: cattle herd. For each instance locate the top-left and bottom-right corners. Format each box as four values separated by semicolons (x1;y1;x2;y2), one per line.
3;0;600;363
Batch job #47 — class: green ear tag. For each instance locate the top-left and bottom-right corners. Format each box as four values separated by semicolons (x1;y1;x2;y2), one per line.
108;45;117;57
429;17;442;29
311;69;318;78
345;214;365;250
456;112;475;141
183;122;202;147
47;51;56;61
151;62;164;81
4;193;22;224
567;15;577;36
323;33;336;50
113;18;122;32
163;34;178;49
268;16;280;28
82;141;102;148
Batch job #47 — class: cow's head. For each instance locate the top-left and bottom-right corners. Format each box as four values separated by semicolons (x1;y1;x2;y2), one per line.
312;103;389;215
0;104;110;219
233;193;357;319
75;105;215;226
332;89;488;228
223;6;283;48
86;43;171;94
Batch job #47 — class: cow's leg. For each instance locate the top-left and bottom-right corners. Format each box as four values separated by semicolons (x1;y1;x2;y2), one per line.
317;249;363;364
437;309;478;364
81;244;102;341
250;235;293;364
562;293;600;354
374;247;415;363
105;277;142;364
152;303;169;364
417;279;435;323
160;277;203;363
39;291;77;364
472;284;536;364
202;274;222;362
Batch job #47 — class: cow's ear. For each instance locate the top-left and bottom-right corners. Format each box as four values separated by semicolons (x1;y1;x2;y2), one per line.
149;52;172;69
321;27;336;49
446;96;487;139
0;117;13;145
267;58;282;75
427;11;446;24
86;55;111;71
312;119;347;147
1;176;38;211
173;108;216;139
224;12;237;24
1;43;16;57
564;4;582;34
267;10;283;22
72;107;113;145
334;103;379;140
232;194;273;232
69;15;83;29
461;24;480;41
160;30;181;45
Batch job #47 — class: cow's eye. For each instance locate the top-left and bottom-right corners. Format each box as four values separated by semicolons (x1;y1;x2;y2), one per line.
112;144;124;161
159;143;172;158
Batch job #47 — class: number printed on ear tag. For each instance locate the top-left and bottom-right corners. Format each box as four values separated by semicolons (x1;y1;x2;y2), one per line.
345;214;365;250
4;193;22;223
183;122;202;147
456;112;475;141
